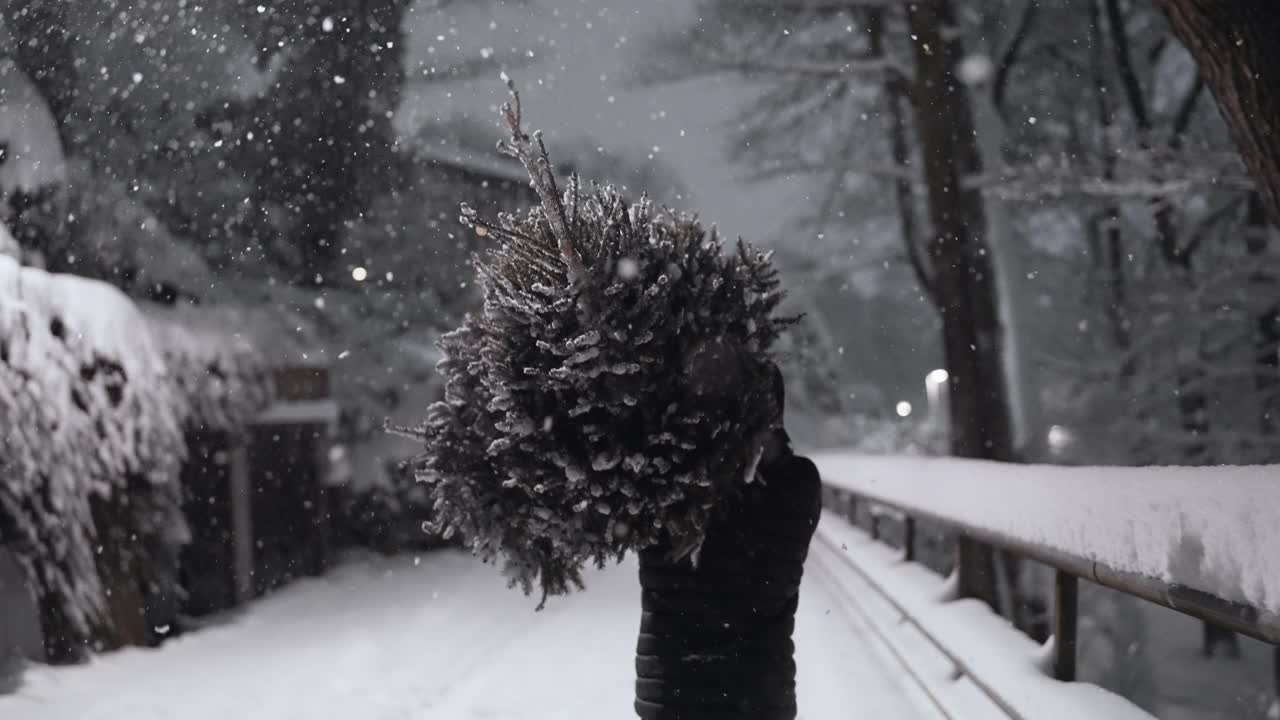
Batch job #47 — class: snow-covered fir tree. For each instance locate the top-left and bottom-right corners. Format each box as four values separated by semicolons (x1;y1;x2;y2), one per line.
414;84;794;602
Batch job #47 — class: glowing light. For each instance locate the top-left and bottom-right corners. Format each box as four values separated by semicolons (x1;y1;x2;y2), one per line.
351;266;368;282
895;401;913;418
925;368;949;386
1047;425;1075;452
957;54;994;85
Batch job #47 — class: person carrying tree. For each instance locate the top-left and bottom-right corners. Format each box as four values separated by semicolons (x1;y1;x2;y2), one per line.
411;80;823;719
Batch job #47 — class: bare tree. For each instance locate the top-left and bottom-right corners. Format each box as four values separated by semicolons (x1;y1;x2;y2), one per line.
1155;1;1280;228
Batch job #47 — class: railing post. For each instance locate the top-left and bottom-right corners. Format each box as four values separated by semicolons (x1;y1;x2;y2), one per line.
1053;570;1078;682
903;515;916;562
1273;645;1279;707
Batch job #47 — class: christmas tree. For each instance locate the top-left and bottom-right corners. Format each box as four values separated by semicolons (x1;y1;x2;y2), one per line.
413;82;794;604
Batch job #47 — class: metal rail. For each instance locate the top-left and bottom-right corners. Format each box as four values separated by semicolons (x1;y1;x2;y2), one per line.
810;530;1025;720
820;480;1280;685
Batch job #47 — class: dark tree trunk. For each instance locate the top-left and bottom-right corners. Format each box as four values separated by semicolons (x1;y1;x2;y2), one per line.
1246;194;1280;446
245;0;409;285
904;0;1012;462
1087;2;1135;372
36;589;84;664
1156;1;1280;229
867;8;933;301
904;0;1013;611
1242;193;1279;666
89;493;149;652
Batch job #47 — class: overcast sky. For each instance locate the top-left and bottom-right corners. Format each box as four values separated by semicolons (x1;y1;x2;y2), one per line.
400;0;809;245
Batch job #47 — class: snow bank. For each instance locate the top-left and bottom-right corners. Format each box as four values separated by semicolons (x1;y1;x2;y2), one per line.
812;453;1280;618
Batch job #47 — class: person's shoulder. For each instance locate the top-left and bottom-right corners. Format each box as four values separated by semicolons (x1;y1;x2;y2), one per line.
770;452;819;485
756;451;822;536
758;452;821;505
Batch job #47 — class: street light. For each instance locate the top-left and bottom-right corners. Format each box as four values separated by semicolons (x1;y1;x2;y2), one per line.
924;369;948;420
923;368;950;445
895;400;913;418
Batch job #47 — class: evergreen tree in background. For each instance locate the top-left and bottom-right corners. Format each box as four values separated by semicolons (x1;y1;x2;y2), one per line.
219;0;410;284
415;86;793;601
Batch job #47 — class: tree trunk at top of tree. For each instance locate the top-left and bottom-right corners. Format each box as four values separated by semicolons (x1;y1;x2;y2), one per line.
904;0;1012;611
1155;1;1280;229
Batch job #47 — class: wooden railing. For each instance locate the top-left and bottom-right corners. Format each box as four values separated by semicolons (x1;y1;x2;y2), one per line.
810;454;1280;719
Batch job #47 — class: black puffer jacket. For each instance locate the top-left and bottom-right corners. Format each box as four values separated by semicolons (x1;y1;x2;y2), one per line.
635;436;822;719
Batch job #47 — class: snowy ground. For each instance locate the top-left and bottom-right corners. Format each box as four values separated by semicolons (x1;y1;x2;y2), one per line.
0;551;937;720
1138;600;1278;720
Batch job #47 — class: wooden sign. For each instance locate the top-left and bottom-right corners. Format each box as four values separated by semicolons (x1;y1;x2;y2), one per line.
273;366;329;402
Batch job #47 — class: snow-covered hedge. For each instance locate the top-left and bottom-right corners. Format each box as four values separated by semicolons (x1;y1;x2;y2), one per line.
144;305;273;433
0;257;271;643
0;255;184;635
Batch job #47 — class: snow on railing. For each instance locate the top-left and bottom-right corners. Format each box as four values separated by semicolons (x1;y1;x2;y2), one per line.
810;453;1280;719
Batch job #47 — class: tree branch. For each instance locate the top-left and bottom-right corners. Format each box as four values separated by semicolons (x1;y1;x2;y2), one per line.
733;0;921;10
992;0;1039;119
743;160;914;184
1179;194;1247;259
1169;71;1205;142
1155;0;1280;228
491;78;585;285
693;54;913;84
1103;0;1152;131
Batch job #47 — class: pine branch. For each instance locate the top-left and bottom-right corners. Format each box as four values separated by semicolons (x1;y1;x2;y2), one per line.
417;93;795;599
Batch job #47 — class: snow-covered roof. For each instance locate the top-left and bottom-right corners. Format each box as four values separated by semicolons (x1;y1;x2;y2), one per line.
0;59;66;196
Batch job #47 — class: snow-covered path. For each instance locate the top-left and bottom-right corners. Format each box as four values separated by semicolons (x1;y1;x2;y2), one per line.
0;552;935;720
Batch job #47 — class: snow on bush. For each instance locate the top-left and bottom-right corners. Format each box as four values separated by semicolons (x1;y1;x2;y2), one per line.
0;256;185;636
413;87;793;602
143;304;273;433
